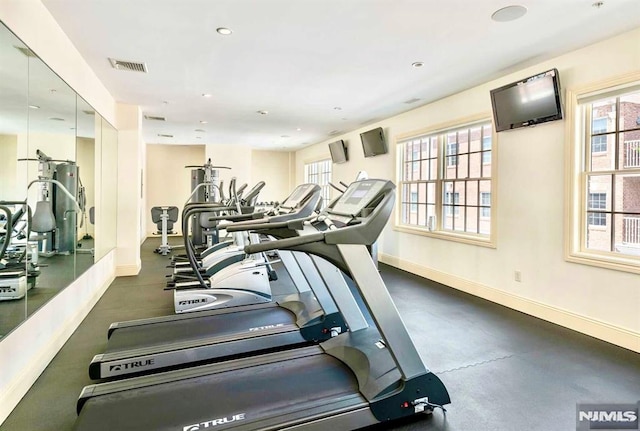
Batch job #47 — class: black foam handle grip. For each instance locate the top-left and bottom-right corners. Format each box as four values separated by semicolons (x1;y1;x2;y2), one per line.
226;220;287;232
245;232;325;254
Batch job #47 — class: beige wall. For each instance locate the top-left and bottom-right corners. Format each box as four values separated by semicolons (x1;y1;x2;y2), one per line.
145;144;205;236
250;150;293;203
295;27;640;352
0;134;18;200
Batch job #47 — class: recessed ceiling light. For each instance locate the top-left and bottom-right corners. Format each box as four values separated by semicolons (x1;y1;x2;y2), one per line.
202;93;212;98
28;105;40;109
200;120;208;124
257;110;269;115
216;27;233;35
296;128;302;131
491;5;527;22
412;61;424;68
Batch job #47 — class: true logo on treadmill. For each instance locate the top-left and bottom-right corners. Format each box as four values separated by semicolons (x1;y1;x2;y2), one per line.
0;286;16;293
108;358;154;372
182;413;246;430
248;323;285;331
178;298;207;306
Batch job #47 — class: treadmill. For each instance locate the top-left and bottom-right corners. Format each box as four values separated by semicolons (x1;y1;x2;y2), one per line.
75;179;451;430
89;249;355;379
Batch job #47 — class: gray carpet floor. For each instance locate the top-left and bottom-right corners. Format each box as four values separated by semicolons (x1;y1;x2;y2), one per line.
2;237;639;430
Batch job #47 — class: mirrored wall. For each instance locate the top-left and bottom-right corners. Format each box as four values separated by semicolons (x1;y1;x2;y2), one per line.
0;21;118;339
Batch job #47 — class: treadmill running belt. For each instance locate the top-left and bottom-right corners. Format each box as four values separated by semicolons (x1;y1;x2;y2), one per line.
76;354;361;431
105;307;296;352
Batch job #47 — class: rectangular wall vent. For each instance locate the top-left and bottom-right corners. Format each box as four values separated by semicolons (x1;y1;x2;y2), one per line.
144;115;166;121
15;46;37;58
109;58;148;73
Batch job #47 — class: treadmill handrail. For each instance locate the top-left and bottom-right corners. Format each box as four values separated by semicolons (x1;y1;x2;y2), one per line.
244;232;325;254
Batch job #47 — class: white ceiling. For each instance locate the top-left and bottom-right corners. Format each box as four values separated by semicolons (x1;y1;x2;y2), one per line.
40;0;640;150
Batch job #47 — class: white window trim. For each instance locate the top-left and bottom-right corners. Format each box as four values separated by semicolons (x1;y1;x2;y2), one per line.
393;113;497;248
564;71;640;274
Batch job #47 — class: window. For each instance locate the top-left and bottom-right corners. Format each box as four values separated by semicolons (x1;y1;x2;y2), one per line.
304;159;331;206
567;78;640;272
397;118;495;243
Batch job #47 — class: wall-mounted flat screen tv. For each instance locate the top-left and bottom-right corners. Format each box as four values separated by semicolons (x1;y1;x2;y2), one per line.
360;127;387;157
490;68;563;132
328;139;348;164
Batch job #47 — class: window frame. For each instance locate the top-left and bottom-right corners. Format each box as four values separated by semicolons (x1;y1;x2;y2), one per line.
565;72;640;274
394;113;497;248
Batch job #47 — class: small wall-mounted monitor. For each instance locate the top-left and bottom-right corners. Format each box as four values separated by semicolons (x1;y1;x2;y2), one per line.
328;139;348;164
360;127;387;157
490;68;563;132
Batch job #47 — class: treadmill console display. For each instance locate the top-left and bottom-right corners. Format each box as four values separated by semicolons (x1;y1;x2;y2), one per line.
331;180;385;217
280;184;315;209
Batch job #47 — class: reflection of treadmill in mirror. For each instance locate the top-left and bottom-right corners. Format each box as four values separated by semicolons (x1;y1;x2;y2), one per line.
74;179;451;431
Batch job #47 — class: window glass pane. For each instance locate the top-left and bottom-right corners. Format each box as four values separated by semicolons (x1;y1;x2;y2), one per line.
591;99;616;134
455;181;466;205
454;206;465;232
466;207;479;234
467;180;479;206
482;151;492;175
470;152;482;178
429;158;438;180
458;129;469;153
418;183;426;204
619;91;640;132
587;175;612;211
470;126;482;152
614;173;640;213
590;134;615;171
586;212;611;251
458;154;469;179
427;182;436;204
620;132;640;169
619;214;640;246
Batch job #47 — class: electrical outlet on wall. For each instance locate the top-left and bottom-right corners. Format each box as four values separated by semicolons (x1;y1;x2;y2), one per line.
514;270;522;282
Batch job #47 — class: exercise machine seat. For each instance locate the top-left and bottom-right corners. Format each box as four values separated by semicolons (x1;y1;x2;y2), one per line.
151;206;179;233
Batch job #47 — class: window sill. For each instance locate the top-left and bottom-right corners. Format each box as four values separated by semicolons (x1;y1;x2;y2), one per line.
393;224;496;248
566;249;640;275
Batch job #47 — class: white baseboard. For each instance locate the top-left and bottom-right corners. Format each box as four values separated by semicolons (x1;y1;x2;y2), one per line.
379;253;640;353
115;263;141;277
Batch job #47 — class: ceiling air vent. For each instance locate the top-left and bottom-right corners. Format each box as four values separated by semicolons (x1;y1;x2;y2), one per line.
15;46;37;58
404;98;421;104
328;130;343;136
109;58;148;73
144;115;166;121
157;134;173;138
